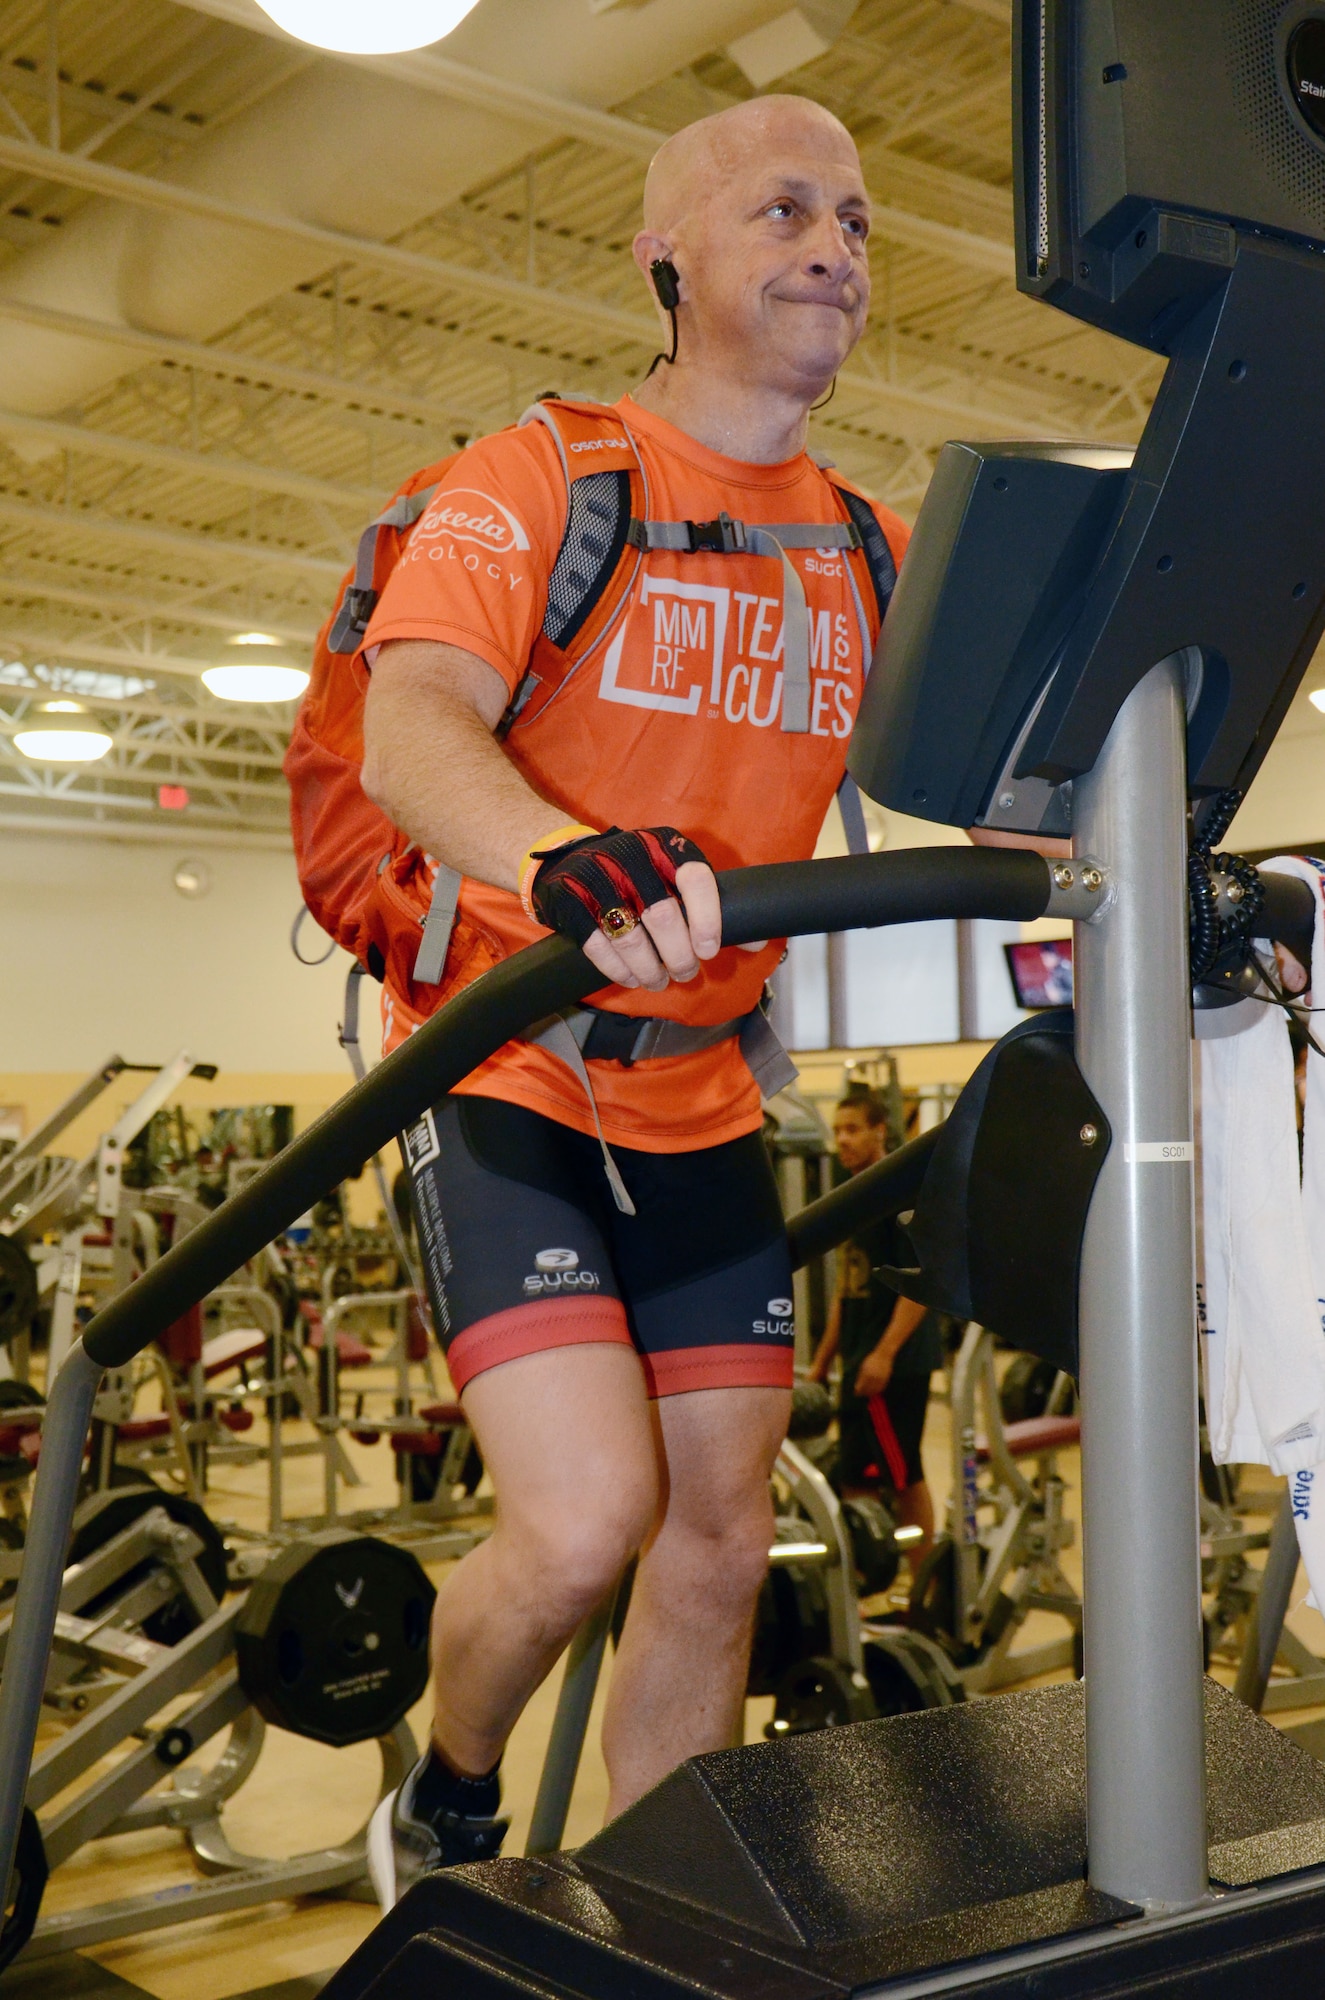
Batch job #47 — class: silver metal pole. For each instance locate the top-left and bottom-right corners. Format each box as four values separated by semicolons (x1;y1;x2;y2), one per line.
524;1594;614;1856
0;1340;103;1903
1074;655;1208;1912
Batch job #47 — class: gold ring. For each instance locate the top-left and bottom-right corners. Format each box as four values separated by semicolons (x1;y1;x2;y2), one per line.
599;906;639;940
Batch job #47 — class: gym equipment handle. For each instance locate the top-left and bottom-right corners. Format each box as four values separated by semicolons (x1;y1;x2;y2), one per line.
786;1126;942;1270
79;849;1047;1372
75;848;1315;1374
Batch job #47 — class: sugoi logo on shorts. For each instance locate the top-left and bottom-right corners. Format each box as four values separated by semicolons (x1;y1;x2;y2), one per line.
524;1247;601;1296
535;1248;578;1271
753;1297;795;1338
414;487;530;554
767;1297;793;1316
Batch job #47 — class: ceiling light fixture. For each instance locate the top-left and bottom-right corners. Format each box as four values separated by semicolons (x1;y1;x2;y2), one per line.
14;722;113;763
202;664;310;704
229;631;283;646
1310;689;1325;713
252;0;482;55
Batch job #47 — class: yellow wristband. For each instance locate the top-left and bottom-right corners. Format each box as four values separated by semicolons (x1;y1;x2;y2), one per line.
518;822;600;922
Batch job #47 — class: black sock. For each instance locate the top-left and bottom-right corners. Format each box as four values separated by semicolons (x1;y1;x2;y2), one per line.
407;1743;501;1827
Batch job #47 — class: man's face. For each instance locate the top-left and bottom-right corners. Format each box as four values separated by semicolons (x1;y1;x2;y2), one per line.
655;111;871;398
834;1106;885;1175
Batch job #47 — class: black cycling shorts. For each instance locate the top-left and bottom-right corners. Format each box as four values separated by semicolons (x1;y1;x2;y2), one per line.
402;1095;796;1399
836;1375;933;1492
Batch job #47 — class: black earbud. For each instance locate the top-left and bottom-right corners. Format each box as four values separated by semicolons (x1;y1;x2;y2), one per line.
650;258;681;312
647;259;681;374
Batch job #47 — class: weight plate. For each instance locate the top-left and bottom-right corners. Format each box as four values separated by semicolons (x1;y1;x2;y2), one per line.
862;1625;966;1716
68;1482;229;1644
998;1353;1060;1426
0;1238;38;1348
787;1379;833;1440
236;1530;434;1747
0;1379;43;1412
768;1654;878;1736
842;1493;902;1598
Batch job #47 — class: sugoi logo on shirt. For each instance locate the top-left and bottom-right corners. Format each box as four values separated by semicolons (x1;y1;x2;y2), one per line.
524;1246;601;1295
414;486;531;554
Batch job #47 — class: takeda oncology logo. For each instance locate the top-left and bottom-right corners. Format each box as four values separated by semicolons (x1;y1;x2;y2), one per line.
414;487;530;555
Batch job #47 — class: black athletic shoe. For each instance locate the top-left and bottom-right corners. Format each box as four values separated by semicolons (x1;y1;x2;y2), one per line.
367;1747;508;1911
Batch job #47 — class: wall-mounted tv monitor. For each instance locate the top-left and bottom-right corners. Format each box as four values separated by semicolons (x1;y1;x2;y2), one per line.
1005;937;1073;1011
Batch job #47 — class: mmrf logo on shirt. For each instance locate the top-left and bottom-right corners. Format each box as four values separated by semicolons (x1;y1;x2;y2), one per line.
599;575;857;736
753;1296;795;1339
523;1247;601;1296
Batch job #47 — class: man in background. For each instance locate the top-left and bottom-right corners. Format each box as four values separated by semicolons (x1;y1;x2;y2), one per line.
809;1088;940;1565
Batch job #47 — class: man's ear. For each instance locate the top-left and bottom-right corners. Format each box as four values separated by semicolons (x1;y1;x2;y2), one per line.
633;230;678;295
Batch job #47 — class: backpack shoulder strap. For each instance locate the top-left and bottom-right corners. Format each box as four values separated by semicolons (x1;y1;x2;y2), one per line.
520;400;643;658
326;456;460;655
826;474;900;627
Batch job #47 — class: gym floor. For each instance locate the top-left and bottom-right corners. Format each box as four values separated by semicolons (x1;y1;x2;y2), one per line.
18;1362;1320;2000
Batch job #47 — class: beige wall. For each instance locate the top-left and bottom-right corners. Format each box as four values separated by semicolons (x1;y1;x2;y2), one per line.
0;829;368;1158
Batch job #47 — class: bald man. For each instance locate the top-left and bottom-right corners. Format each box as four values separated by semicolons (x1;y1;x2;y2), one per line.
360;95;910;1909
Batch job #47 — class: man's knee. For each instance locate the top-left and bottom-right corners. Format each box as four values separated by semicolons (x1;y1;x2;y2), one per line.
648;1501;774;1617
508;1473;657;1628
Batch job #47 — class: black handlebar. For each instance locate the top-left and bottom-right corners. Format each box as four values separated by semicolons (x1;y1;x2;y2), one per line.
81;849;1051;1370
77;846;1317;1373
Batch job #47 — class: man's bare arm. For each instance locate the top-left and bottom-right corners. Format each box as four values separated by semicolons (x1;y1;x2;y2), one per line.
361;636;722;991
362;637;562;892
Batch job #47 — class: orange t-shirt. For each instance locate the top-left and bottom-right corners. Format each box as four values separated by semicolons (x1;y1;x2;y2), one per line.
363;395;908;1151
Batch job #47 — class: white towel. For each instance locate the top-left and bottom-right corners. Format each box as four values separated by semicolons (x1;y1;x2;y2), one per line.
1198;855;1325;1605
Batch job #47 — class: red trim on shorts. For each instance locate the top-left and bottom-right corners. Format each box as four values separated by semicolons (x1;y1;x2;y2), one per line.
640;1343;795;1400
867;1392;910;1491
446;1296;631;1393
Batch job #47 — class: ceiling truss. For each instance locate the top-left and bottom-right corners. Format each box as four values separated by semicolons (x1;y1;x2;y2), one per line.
0;0;1155;841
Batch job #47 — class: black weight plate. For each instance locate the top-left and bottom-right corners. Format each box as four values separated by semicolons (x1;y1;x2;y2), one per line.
862;1626;966;1716
787;1379;833;1440
236;1530;434;1747
0;1238;38;1347
768;1655;877;1736
999;1352;1060;1426
0;1516;23;1604
68;1481;229;1643
842;1492;902;1597
0;1379;43;1412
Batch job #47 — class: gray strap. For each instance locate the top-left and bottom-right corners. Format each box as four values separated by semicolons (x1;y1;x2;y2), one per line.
340;963;368;1083
412;863;463;986
837;775;870;857
630;517;860;736
748;526;809;733
738;1008;799;1098
327;484;439;655
525;1016;636;1215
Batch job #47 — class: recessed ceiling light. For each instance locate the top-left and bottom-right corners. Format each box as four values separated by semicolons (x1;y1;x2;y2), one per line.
14;725;112;763
202;664;310;703
39;698;86;713
253;0;481;54
1310;688;1325;713
228;631;282;646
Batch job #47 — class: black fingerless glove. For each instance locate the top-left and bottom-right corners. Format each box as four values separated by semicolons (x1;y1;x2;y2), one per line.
529;825;709;947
